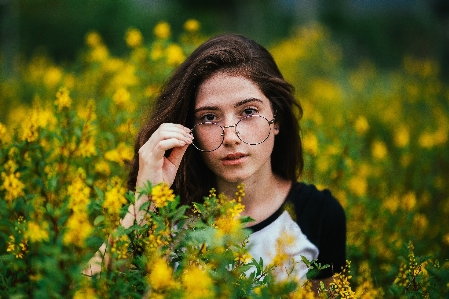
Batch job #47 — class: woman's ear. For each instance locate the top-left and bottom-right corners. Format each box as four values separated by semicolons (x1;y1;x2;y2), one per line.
274;122;280;135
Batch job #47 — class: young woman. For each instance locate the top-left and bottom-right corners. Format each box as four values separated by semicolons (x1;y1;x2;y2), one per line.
87;34;346;285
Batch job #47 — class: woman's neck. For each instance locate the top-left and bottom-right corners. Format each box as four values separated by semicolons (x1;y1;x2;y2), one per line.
216;173;292;225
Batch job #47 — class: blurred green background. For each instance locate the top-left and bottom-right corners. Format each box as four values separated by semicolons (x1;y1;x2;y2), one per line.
1;0;449;79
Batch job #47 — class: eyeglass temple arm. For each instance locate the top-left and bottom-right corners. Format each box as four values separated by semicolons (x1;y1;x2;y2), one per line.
269;110;277;124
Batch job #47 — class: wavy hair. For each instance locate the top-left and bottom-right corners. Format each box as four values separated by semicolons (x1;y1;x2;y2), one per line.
128;34;303;205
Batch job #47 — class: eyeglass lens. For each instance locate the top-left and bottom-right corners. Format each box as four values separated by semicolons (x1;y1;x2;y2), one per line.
191;115;272;152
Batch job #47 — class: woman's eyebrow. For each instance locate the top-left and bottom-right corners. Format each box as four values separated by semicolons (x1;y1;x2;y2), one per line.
194;105;219;114
194;98;264;114
234;98;264;108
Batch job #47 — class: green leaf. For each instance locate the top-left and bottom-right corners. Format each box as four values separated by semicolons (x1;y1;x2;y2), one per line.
94;186;104;201
94;215;105;226
306;268;319;280
170;205;188;223
124;191;135;204
301;255;311;268
139;200;150;212
192;202;206;214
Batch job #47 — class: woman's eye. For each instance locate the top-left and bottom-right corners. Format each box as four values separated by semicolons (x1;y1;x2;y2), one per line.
201;114;216;122
242;108;258;116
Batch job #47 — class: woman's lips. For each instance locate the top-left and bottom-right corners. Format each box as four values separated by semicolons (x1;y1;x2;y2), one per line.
221;153;247;165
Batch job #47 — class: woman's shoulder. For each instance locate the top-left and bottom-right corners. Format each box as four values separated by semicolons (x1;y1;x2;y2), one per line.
284;181;345;222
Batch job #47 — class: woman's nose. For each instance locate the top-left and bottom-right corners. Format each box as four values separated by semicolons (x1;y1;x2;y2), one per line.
222;123;241;146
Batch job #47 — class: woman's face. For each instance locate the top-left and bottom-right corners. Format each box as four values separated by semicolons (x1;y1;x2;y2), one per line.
193;72;278;185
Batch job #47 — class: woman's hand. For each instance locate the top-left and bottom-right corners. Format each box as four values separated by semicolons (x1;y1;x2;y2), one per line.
136;123;193;190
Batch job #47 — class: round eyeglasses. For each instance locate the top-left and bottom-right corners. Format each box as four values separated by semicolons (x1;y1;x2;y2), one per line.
190;114;276;152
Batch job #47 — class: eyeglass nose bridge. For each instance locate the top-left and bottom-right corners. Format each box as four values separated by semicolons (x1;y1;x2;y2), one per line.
221;123;239;137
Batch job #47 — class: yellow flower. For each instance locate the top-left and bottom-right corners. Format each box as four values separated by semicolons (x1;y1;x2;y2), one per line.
73;286;98;299
303;133;318;156
144;85;160;98
394;126;410;147
418;132;434;148
150;44;164;61
1;172;25;202
184;19;200;32
147;257;176;290
104;142;134;165
234;252;252;264
43;66;63;88
371;140;388;160
311;78;343;103
20;116;39;142
354;115;369;135
103;177;127;215
112;87;131;107
214;215;240;237
348;176;367;197
111;63;138;87
0;122;8;142
67;170;91;213
6;235;28;259
85;31;102;47
166;43;185;66
90;44;109;62
383;194;399;213
76;136;96;157
228;202;245;218
36;107;57;129
125;27;143;48
330;261;356;299
95;160;111;176
153;21;171;39
181;266;213;299
151;183;175;208
54;86;72;111
63;211;93;247
413;213;428;231
402;192;416;211
270;231;297;277
25;221;49;243
110;234;130;259
443;233;449;246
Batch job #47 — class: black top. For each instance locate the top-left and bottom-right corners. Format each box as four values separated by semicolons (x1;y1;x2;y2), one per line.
248;182;346;279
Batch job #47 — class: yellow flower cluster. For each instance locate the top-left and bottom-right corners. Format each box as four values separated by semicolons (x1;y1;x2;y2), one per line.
85;31;109;62
1;171;25;202
183;19;200;32
125;28;143;48
73;286;98;299
54;86;72;111
103;176;127;215
330;261;356;299
151;183;175;208
153;21;171;39
25;221;49;243
6;235;28;259
181;265;213;299
0;122;8;142
110;234;130;260
63;169;93;247
146;257;177;290
270;231;296;277
104;142;134;166
213;214;241;237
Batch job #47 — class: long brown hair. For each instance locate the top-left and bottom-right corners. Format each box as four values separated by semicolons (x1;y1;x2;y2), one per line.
128;34;303;205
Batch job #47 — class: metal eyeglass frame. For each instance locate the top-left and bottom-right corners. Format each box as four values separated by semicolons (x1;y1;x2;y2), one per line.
190;114;276;152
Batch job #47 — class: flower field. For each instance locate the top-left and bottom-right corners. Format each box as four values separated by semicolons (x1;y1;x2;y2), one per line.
1;20;448;298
